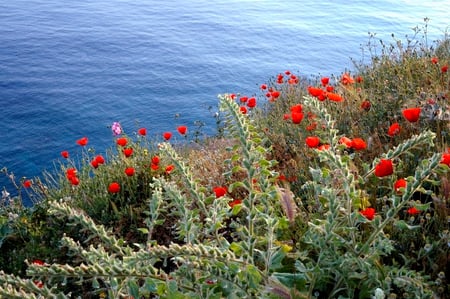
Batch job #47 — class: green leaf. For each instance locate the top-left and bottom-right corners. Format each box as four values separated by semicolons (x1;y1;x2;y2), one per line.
269;248;286;271
137;228;149;235
395;220;421;230
127;279;140;299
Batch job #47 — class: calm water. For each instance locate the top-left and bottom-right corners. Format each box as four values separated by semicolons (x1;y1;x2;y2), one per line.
0;0;449;199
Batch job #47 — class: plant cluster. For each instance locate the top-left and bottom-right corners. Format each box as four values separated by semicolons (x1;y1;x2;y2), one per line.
0;21;449;298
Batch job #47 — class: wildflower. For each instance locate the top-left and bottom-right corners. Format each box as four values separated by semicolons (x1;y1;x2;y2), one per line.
442;64;448;73
291;112;304;124
402;107;421;122
270;90;280;101
305;136;320;148
228;199;242;208
307;86;324;98
351;138;366;151
394;178;407;194
321;77;329;86
239;96;248;103
23;180;32;188
151;155;160;165
34;280;44;288
247;97;256;108
123;148;133;157
116;137;128;147
360;100;371;111
239;106;248;114
290;104;302;114
95;155;105;164
388;122;401;136
213;186;227;198
277;73;284;84
90;159;99;169
108;182;120;193
339;136;353;148
163;132;172;140
327;92;344;102
66;168;77;180
318;144;330;150
306;122;317;131
32;259;45;266
125;167;135;176
76;137;88;147
177;125;187;135
70;176;80;186
374;159;393;177
407;206;420;215
431;56;439;64
61;151;69;158
260;84;267;90
165;164;175;174
355;76;363;83
283;114;290;120
360;207;376;220
341;73;354;85
150;163;159;171
440;153;450;166
326;85;334;92
111;122;122;136
138;128;147;136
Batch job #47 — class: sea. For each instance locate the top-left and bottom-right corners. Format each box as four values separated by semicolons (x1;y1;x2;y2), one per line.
0;0;449;203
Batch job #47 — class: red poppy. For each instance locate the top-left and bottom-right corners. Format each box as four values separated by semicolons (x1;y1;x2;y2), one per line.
341;73;354;85
394;178;407;194
163;132;172;140
34;280;44;289
402;108;421;122
152;155;160;165
351;138;367;151
76;137;88;147
177;125;187;135
441;65;448;73
305;136;320;148
116;137;128;147
360;100;371;111
90;159;99;169
32;259;45;266
108;182;120;193
239;96;248;103
326;85;334;92
327;92;344;102
277;73;284;84
339;136;353;148
125;167;135;176
290;104;303;114
288;75;299;84
239;106;248;114
23;180;32;188
260;84;267;90
375;159;393;177
321;77;329;86
360;207;375;220
247;97;256;108
285;70;291;75
388;122;401;136
407;206;420;215
431;56;439;64
95;155;105;164
66;168;77;180
318;144;330;150
61;151;69;159
70;176;80;186
228;199;242;208
307;86;324;98
165;164;175;174
138;128;147;136
150;163;159;171
291;112;304;124
213;186;227;198
355;76;363;83
283;114;290;120
440;153;450;166
123;148;133;157
270;90;280;100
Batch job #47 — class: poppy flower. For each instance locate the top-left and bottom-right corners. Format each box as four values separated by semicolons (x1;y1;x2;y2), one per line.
90;159;99;169
177;125;187;135
23;180;32;188
440;153;450;166
339;136;353;148
247;97;256;108
163;132;172;140
70;176;80;186
318;144;330;150
116;137;128;147
34;281;44;289
277;73;284;84
228;199;242;208
441;65;448;73
270;90;280;99
152;155;160;165
305;136;320;148
111;122;122;136
66;168;77;180
431;57;439;64
351;138;367;151
307;86;324;98
32;259;45;266
76;137;88;147
388;123;401;137
239;96;248;103
138;128;147;136
321;77;329;86
239;106;248;114
407;206;420;215
213;186;227;198
165;164;175;174
108;182;120;193
360;100;371;111
374;159;394;177
288;75;299;84
123;148;133;157
260;84;267;90
355;76;363;83
61;151;69;159
394;178;407;194
291;112;304;124
150;163;159;171
402;108;421;122
360;207;375;220
290;104;303;114
341;73;354;85
125;167;135;176
95;155;105;164
327;92;344;102
326;85;334;92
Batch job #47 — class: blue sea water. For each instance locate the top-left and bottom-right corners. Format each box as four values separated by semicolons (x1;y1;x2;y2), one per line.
0;0;449;200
